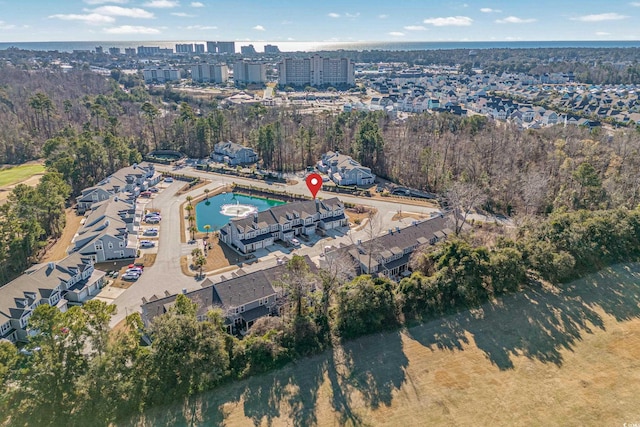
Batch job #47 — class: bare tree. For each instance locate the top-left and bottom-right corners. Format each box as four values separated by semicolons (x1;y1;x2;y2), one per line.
445;182;487;234
522;170;549;215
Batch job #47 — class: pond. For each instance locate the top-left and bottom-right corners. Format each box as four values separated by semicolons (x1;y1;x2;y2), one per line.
195;192;285;232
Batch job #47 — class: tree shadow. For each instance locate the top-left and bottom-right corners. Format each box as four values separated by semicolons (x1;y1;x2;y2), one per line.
407;263;640;370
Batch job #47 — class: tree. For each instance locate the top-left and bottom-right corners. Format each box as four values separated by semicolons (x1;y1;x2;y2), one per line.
195;255;207;277
204;188;210;200
189;225;197;242
141;102;159;150
445;182;487;235
280;255;317;319
204;224;211;240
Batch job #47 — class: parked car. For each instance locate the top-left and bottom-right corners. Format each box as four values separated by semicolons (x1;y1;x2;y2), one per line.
145;217;160;224
140;191;152;198
164;177;174;183
128;263;143;270
122;272;140;281
144;228;158;236
290;238;300;246
149;187;159;193
111;271;119;279
140;240;155;248
126;267;143;275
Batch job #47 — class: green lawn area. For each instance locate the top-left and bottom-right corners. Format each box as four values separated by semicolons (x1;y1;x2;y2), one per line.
0;164;46;188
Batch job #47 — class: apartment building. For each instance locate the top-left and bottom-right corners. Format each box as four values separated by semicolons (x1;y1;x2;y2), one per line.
233;60;267;85
317;151;375;186
191;63;229;83
143;68;180;83
206;41;235;54
176;43;194;54
278;54;355;87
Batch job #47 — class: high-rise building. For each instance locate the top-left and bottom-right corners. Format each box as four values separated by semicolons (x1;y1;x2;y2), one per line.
191;64;229;83
278;54;354;87
194;44;205;54
217;41;235;54
95;46;103;54
234;60;266;85
143;68;180;83
109;47;121;55
124;48;136;56
137;46;160;56
240;44;257;55
264;44;280;54
176;43;194;54
206;41;236;54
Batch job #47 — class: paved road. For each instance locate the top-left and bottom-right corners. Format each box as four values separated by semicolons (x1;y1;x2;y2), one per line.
107;166;441;327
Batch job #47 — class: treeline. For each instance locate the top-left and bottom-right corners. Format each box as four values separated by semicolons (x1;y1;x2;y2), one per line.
0;172;69;283
3;207;640;425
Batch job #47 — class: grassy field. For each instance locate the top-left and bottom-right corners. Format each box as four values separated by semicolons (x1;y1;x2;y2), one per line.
131;264;640;427
0;163;46;188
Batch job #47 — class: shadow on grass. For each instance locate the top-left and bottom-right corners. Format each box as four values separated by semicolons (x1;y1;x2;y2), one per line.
129;263;640;425
407;263;640;370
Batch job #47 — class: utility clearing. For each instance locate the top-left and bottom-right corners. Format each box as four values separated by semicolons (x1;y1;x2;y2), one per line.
135;263;640;426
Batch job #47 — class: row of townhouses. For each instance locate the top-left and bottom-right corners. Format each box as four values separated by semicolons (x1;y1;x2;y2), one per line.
325;214;453;281
0;163;161;343
141;255;318;334
317;151;376;187
220;198;347;254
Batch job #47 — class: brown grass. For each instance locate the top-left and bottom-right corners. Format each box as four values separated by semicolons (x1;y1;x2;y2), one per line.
391;211;430;222
40;208;84;262
176;178;212;196
135;263;640;427
345;206;378;225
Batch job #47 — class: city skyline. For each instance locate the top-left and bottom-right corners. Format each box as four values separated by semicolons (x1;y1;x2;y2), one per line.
0;0;639;44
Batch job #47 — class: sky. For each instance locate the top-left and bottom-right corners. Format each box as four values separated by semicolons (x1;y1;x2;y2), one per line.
0;0;639;43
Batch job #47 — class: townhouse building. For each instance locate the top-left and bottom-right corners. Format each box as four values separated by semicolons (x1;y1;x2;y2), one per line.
211;141;258;165
219;198;347;254
317;151;375;186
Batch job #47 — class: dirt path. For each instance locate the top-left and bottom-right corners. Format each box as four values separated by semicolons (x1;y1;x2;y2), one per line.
40;208;83;262
135;263;640;426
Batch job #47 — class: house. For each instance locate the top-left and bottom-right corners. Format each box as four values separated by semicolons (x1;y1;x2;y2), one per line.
219;198;347;254
317;152;375;186
141;255;318;334
325;214;452;281
0;253;105;343
211;141;258;166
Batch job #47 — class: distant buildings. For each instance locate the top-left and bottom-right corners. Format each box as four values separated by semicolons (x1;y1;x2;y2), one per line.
194;44;205;54
124;47;136;56
143;68;180;83
95;46;103;54
264;44;280;54
137;46;172;56
233;59;267;85
278;54;355;87
240;44;257;55
176;43;194;54
108;47;121;55
191;63;229;83
317;152;375;186
206;41;235;54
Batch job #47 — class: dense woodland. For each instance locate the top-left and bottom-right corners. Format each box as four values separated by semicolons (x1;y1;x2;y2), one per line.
2;57;640;424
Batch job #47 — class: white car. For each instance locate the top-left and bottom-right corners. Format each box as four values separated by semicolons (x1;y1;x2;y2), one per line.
140;240;155;248
125;267;143;275
164;177;174;183
122;272;140;281
290;238;300;246
145;217;160;224
144;228;158;236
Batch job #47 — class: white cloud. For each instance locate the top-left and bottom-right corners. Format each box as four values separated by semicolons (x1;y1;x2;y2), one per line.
389;31;405;36
91;6;155;18
143;0;179;8
571;13;628;22
596;31;611;36
171;12;194;17
345;12;360;19
83;0;128;4
185;24;216;30
404;25;427;31
496;16;537;24
480;7;501;13
104;25;160;34
423;16;473;26
49;13;115;25
379;14;388;19
630;2;640;6
328;12;340;18
253;25;265;31
0;20;16;30
190;1;204;6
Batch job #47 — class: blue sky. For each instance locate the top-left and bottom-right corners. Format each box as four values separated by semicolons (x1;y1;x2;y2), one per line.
0;0;639;42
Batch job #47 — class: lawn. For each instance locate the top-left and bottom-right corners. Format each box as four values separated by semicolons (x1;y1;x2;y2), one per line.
0;163;46;188
133;263;640;426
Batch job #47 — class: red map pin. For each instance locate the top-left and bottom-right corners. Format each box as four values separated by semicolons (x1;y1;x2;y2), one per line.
305;173;323;199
